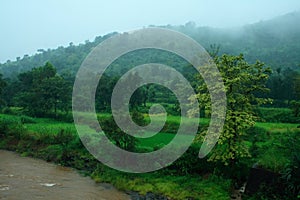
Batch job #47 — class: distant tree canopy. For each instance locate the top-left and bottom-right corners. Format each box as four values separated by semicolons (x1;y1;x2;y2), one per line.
266;68;300;106
0;61;152;117
1;12;300;78
14;62;71;117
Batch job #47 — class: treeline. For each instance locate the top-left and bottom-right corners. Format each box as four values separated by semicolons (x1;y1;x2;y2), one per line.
1;62;72;117
0;33;117;78
168;12;300;71
267;67;300;106
0;59;299;119
0;62;177;117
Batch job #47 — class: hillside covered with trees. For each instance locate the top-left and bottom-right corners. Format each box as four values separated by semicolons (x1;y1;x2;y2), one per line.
1;11;300;78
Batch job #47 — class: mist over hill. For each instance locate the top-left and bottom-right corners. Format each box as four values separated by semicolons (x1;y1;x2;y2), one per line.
1;11;300;78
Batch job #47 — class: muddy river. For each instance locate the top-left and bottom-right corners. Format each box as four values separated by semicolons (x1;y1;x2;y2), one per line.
0;150;130;200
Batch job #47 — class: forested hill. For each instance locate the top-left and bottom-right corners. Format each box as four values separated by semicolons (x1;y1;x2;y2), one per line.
167;11;300;70
0;32;117;78
1;11;300;78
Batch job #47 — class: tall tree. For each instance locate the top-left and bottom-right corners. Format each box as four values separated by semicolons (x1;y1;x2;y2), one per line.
0;74;7;107
16;62;71;116
290;73;300;117
293;72;300;100
195;54;271;165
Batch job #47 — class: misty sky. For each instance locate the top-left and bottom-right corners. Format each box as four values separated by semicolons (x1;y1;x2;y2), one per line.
1;0;300;63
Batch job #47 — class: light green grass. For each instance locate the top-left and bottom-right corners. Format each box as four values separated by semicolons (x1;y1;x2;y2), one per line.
92;170;231;200
26;122;76;134
137;132;175;148
255;122;298;132
145;114;209;125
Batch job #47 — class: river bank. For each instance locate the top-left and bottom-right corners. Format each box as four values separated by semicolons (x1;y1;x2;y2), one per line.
0;114;233;199
0;150;130;200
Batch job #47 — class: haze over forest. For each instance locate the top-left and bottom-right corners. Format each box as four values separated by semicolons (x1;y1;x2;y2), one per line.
1;0;300;64
1;11;300;78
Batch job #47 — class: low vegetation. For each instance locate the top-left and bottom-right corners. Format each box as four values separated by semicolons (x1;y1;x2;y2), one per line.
0;110;299;199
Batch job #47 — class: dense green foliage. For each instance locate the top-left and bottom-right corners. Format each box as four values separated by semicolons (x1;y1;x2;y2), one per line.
194;54;271;165
0;73;7;107
0;11;299;200
12;62;71;116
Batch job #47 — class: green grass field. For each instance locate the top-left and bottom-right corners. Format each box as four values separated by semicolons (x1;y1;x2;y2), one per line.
255;121;298;132
2;113;297;148
0;110;299;199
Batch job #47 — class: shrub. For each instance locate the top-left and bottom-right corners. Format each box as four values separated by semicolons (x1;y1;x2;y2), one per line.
0;116;24;138
40;145;63;162
20;115;36;124
99;113;140;151
244;126;268;143
166;144;213;175
1;107;23;115
280;131;300;199
1;107;13;115
290;100;300;118
258;148;290;172
53;128;76;145
245;126;269;158
256;107;299;123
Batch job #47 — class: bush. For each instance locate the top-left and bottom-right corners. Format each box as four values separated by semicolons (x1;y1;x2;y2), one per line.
257;130;300;173
40;145;63;162
166;144;213;175
20;115;36;124
290;100;300;118
0;116;24;138
256;107;299;123
244;126;268;143
99;112;140;151
53;128;76;145
1;107;13;115
245;126;269;158
258;148;290;172
1;107;23;115
281;131;300;199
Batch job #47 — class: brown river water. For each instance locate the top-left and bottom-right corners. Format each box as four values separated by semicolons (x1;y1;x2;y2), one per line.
0;150;130;200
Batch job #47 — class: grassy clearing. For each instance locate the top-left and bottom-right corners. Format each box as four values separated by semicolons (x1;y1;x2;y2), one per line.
142;113;297;133
255;122;298;132
3;112;296;135
26;122;76;134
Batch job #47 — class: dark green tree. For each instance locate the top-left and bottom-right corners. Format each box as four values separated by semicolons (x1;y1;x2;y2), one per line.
15;62;71;116
99;110;145;151
0;74;7;107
